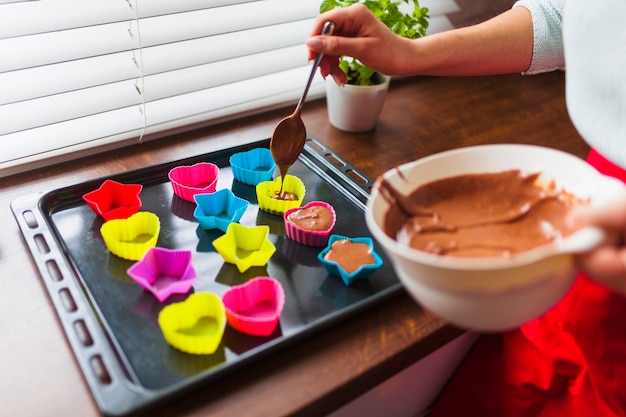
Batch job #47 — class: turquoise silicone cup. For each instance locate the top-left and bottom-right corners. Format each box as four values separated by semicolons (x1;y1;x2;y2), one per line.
222;276;285;337
317;234;383;286
283;201;336;247
193;189;249;232
168;162;219;203
82;179;143;221
212;223;276;273
229;148;276;186
126;247;196;302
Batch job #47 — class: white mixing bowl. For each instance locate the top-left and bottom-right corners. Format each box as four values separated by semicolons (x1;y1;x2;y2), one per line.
366;144;626;331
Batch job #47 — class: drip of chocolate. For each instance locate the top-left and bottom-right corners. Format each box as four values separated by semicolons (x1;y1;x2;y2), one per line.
272;191;298;201
276;165;290;196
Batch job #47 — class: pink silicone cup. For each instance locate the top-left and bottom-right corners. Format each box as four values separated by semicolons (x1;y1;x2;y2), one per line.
82;179;143;221
127;247;196;302
222;276;285;337
284;201;337;247
168;162;219;202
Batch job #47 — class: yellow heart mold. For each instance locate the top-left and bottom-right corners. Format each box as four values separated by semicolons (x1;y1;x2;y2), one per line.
158;292;226;355
100;211;160;261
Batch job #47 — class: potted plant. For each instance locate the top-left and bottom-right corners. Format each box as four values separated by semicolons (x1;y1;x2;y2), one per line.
320;0;429;131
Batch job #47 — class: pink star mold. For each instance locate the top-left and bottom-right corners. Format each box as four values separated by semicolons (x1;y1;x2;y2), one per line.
127;247;197;302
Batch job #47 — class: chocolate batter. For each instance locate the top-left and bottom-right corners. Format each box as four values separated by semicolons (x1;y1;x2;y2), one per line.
379;170;584;257
324;239;376;273
272;191;298;201
287;205;333;231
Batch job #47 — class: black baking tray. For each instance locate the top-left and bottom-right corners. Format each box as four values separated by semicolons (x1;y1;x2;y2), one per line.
11;136;402;416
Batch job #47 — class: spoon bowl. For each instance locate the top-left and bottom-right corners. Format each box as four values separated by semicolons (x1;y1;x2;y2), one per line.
270;107;306;170
270;21;334;178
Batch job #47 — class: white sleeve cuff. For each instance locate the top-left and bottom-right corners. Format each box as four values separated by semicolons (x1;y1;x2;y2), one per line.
513;0;565;74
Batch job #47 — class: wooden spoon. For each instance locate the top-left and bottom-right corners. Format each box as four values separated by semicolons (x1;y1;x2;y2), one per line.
270;21;334;194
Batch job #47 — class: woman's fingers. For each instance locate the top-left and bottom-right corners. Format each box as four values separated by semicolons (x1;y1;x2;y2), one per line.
569;190;626;294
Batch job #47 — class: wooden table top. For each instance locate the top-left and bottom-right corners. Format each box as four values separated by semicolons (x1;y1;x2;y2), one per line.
0;72;588;417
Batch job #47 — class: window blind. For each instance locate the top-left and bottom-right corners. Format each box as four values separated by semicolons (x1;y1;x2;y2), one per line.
0;0;322;177
0;0;457;178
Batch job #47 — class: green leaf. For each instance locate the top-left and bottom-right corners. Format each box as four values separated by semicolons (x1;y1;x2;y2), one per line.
321;0;430;85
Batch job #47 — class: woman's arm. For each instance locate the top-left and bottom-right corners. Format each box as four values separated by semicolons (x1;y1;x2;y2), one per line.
306;4;534;84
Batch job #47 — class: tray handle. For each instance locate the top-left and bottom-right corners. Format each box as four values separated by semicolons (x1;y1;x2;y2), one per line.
11;195;158;416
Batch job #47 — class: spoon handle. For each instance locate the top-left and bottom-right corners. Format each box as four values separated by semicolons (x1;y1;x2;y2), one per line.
296;20;335;111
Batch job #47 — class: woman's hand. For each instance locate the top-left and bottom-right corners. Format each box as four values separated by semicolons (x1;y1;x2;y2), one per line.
569;193;626;295
306;4;414;85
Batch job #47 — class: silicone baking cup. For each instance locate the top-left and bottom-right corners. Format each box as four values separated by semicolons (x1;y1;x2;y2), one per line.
193;189;249;233
256;175;305;215
100;211;160;261
317;234;383;286
127;247;196;302
158;292;226;355
82;179;143;221
222;276;285;337
212;223;276;273
229;148;276;186
284;201;336;247
168;162;219;202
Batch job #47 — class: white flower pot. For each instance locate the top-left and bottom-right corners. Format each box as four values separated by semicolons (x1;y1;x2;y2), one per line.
325;75;391;132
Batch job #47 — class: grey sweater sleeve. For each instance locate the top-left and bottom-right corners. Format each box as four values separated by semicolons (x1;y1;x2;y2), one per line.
513;0;565;74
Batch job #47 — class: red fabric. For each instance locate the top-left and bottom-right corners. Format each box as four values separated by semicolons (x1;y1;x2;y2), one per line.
429;149;626;417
